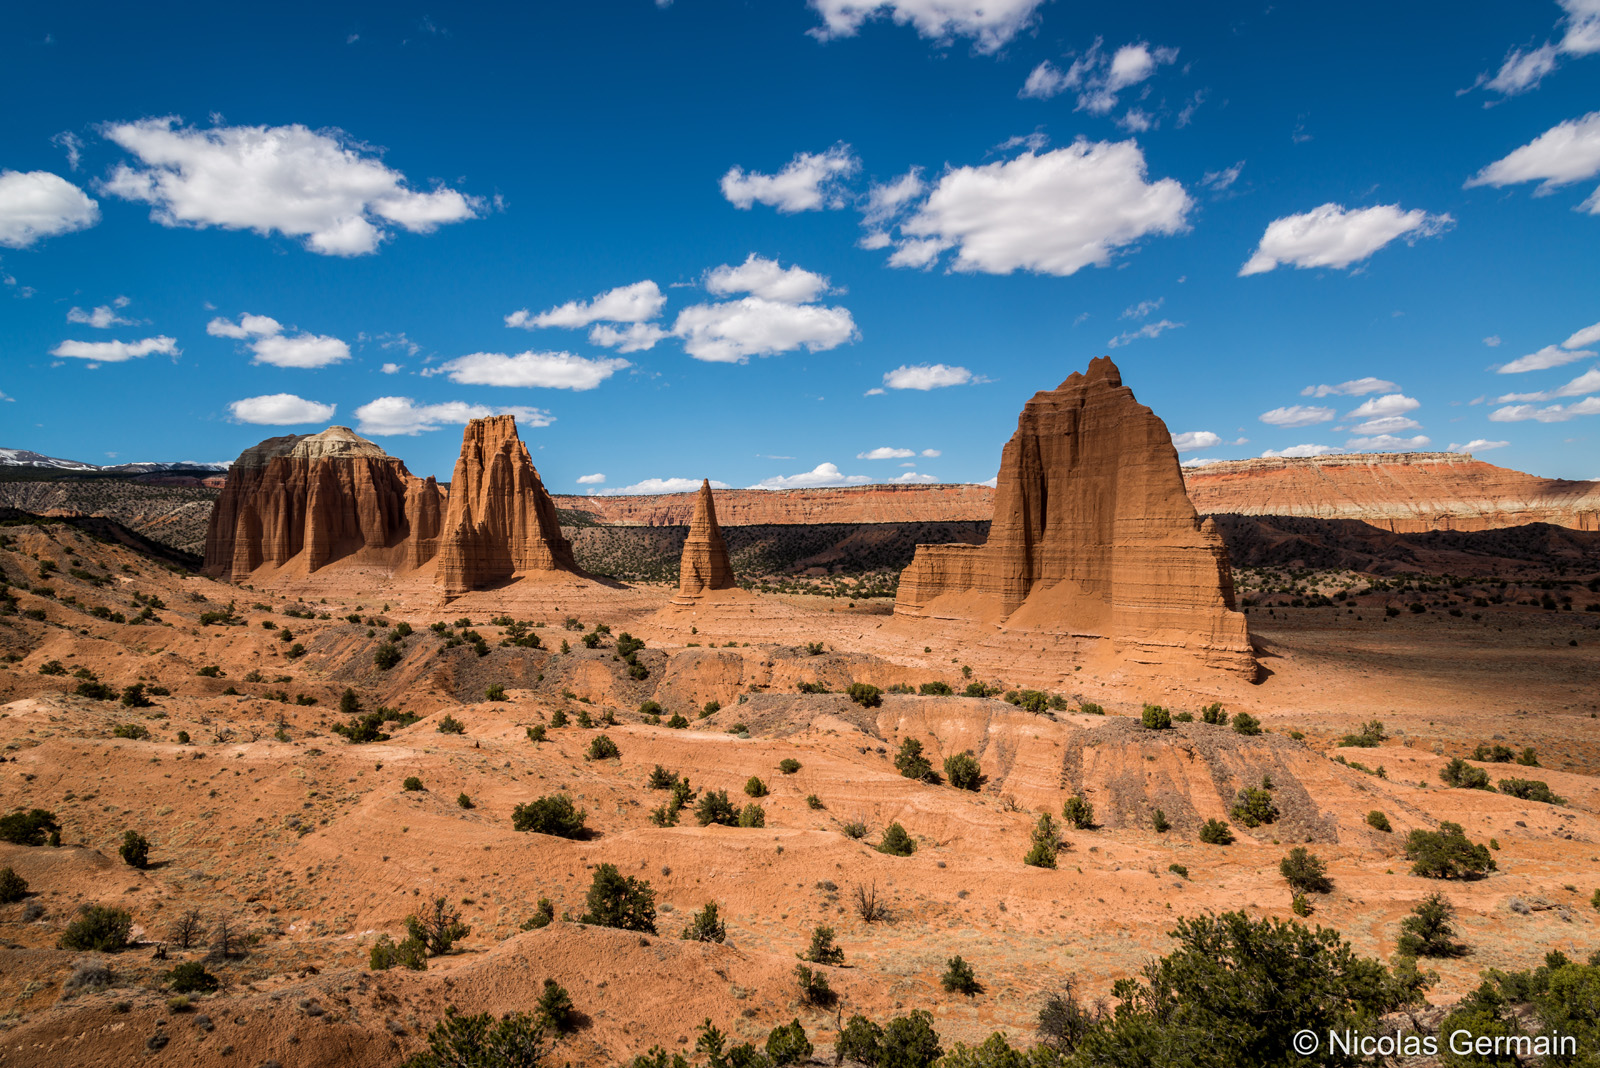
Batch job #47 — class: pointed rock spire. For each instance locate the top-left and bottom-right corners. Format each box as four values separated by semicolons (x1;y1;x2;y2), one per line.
674;479;736;600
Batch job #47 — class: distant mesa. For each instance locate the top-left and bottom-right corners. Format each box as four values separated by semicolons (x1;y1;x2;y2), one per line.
671;479;737;603
895;356;1256;676
203;417;581;594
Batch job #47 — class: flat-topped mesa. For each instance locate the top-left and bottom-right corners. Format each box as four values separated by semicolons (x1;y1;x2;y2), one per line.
895;356;1254;676
202;427;443;581
673;479;737;602
435;415;578;596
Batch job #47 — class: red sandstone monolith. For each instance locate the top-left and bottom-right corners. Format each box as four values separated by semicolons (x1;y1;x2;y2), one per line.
673;479;736;602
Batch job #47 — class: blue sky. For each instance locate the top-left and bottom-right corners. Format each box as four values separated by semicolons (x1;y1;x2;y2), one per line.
2;0;1598;489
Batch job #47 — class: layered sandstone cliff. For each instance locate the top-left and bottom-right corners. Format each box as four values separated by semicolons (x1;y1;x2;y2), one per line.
202;427;442;582
1184;452;1600;532
672;480;736;602
434;415;579;596
895;357;1253;674
555;483;996;526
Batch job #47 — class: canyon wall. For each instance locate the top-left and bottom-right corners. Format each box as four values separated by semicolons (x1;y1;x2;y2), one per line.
555;483;996;526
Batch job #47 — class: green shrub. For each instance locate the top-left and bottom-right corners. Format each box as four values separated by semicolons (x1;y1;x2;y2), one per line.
800;924;844;964
1200;702;1228;725
1440;758;1491;790
59;905;133;952
581;863;656;932
526;724;546;743
778;758;802;775
111;722;150;740
880;1011;943;1068
119;830;150;869
1024;813;1059;868
548;707;568;728
919;681;954;696
1340;720;1386;748
1516;747;1540;767
894;737;933;781
370;933;429;970
457;793;474;810
119;684;152;708
1151;808;1170;833
1405;822;1496;879
165;961;219;993
795;964;836;1007
485;685;507;702
695;790;738;827
333;712;391;744
806;794;824;810
401;776;424;792
1291;893;1312;917
940;955;982;995
536;978;576;1032
1498;778;1564;805
878;822;916;857
840;820;868;840
1141;704;1172;730
943;751;982;791
1078;701;1105;715
586;734;620;761
0;867;29;903
738;803;766;828
406;897;471;956
437;714;466;735
847;683;882;708
1062;794;1094;829
681;902;727;943
1232;712;1263;735
647;765;677;790
667;713;689;729
1007;689;1049;713
196;665;224;678
76;681;117;701
0;809;60;846
744;776;769;798
1396;892;1465;958
1367;810;1392;833
373;642;403;670
1230;787;1278;828
703;700;721;715
398;1007;547;1068
766;1019;813;1067
512;795;588;838
521;898;556;931
1199;819;1235;845
1168;863;1188;879
1279;847;1332;893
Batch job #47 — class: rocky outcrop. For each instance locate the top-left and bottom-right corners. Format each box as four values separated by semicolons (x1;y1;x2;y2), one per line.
896;357;1254;675
555;483;996;526
203;427;443;581
1184;452;1600;532
435;415;578;596
672;480;736;602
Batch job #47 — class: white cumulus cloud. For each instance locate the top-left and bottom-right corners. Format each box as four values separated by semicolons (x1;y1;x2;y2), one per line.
589;323;669;352
1240;203;1453;275
506;280;665;329
1301;377;1399;397
51;336;179;363
1259;404;1336;428
1261;444;1343;458
1345;393;1421;420
100;117;480;256
1448;439;1511;453
352;396;553;436
1497;343;1595;373
705;254;831;303
749;462;871;490
1345;434;1432;450
66;303;135;328
672;297;857;364
894;141;1191;276
207;312;348;369
0;170;99;248
887;471;938;483
920;448;940;457
381;362;401;374
429;351;629;390
1475;0;1600;95
601;477;732;496
1170;430;1222;452
1567;320;1600;348
1494;366;1600;402
721;144;859;213
228;393;336;425
858;446;915;459
1465;111;1600;214
1489;396;1600;422
1108;318;1183;348
862;169;925;227
808;0;1045;53
881;363;977;390
1021;39;1179;117
576;473;606;485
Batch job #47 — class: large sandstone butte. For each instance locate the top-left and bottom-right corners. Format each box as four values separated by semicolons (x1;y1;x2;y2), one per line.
202;426;442;582
895;356;1254;674
1184;452;1600;532
672;479;736;602
435;415;579;596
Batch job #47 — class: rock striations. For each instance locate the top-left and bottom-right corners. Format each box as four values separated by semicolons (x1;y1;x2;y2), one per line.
203;417;578;594
434;415;578;596
672;479;737;603
203;427;442;582
895;356;1254;675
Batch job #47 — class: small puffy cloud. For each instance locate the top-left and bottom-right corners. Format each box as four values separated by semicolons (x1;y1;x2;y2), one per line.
1202;162;1244;192
589;322;668;352
506;280;664;329
1179;457;1229;468
206;313;281;339
808;0;1045;53
862;169;925;226
1494;366;1600;402
1301;377;1399;397
228;393;336;425
1350;416;1422;434
920;448;940;457
1121;297;1163;319
207;312;348;368
886;237;952;269
66;304;135;328
1474;1;1600;95
1260;404;1336;427
381;362;402;374
1566;320;1600;348
1170;430;1221;452
101;117;480;256
352;396;553;436
887;471;938;484
1484;335;1503;347
882;363;976;390
429;351;629;390
1108;318;1183;348
576;473;606;485
672;297;857;364
1261;444;1343;458
51;336;179;362
1465;111;1600;213
721;144;858;213
1345;393;1421;420
1345;433;1432;450
896;141;1190;276
1489;396;1600;422
858;446;915;459
749;462;871;490
1448;439;1510;453
1497;343;1595;373
602;476;732;496
706;254;831;303
1240;203;1453;275
1020;39;1178;115
0;170;100;248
